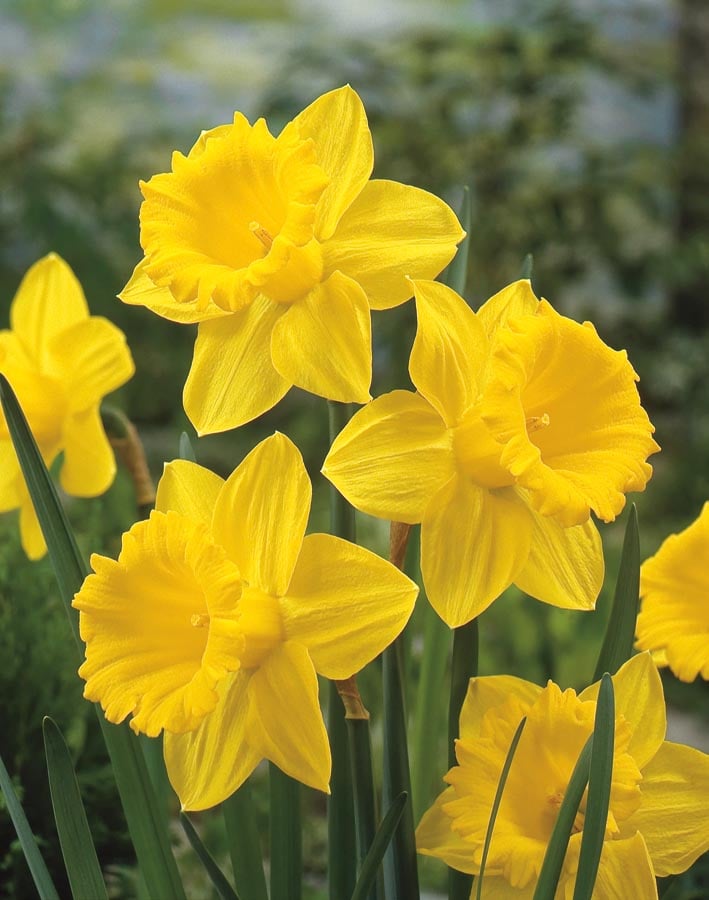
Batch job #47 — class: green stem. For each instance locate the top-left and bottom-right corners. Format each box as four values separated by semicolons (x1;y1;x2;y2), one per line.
448;620;479;900
269;765;301;900
223;783;268;900
346;715;380;900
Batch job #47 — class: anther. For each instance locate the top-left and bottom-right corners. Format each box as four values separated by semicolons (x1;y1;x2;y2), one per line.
190;613;210;628
249;221;273;250
526;413;550;433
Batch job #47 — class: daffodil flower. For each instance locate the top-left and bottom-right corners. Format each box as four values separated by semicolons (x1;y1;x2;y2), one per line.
119;85;464;434
416;653;709;898
637;502;709;682
73;433;417;810
0;254;134;559
323;279;659;626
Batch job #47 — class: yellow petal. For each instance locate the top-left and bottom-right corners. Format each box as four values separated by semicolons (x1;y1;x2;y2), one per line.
421;476;533;626
0;440;22;513
322;390;455;524
283;85;373;242
10;254;88;370
280;533;417;679
324;179;465;310
621;741;709;876
590;834;657;899
580;653;665;769
410;280;489;426
60;406;116;497
212;433;310;596
20;497;47;561
270;271;372;404
73;510;242;736
247;641;330;792
637;503;709;682
183;297;289;435
476;279;539;341
119;258;229;323
156;459;224;524
416;786;477;875
514;496;602;611
458;675;542;742
164;670;261;811
479;880;536;900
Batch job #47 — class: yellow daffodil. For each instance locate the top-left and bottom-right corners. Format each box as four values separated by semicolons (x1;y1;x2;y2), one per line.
0;254;134;559
119;85;464;434
73;433;417;810
417;653;709;898
323;279;658;626
637;502;709;681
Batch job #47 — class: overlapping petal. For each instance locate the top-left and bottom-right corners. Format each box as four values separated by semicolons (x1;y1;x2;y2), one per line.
475;278;538;341
183;296;289;434
323;390;455;524
60;407;116;497
119;259;229;324
324;179;465;310
416;787;478;875
591;833;657;899
280;533;417;679
458;675;542;742
247;641;331;793
421;475;533;625
212;433;311;596
0;441;22;512
156;459;224;524
270;271;372;404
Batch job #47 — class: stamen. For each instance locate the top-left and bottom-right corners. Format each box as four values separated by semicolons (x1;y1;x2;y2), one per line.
249;221;273;250
526;413;550;433
190;613;210;628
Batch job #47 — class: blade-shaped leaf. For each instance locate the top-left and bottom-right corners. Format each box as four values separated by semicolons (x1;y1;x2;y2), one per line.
222;782;268;900
593;505;640;681
43;717;108;900
0;749;60;900
443;186;472;296
573;675;615;900
351;792;407;900
269;764;302;900
0;374;186;900
476;717;527;900
180;813;240;900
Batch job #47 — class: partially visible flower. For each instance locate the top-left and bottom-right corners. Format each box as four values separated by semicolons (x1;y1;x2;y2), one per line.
0;254;134;559
73;433;417;810
637;502;709;681
120;85;464;434
324;279;658;626
417;653;709;898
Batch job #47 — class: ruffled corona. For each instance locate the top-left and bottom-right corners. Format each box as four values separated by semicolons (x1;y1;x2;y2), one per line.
0;254;134;559
417;654;709;895
121;86;465;433
324;279;658;626
637;502;709;681
73;433;418;809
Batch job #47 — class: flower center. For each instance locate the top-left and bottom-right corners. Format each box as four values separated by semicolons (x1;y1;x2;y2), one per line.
526;413;550;434
236;586;285;668
249;221;273;251
452;406;515;489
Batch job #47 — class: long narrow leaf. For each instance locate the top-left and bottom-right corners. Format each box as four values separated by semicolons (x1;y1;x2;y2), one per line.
476;717;527;900
0;749;60;900
351;792;408;900
593;505;640;681
180;813;240;900
0;374;186;900
222;783;268;900
42;717;108;900
533;737;593;900
443;186;472;296
573;675;615;900
269;764;302;900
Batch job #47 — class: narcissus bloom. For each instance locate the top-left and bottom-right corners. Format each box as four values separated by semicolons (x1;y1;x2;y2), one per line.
637;502;709;681
0;254;134;559
417;653;709;898
73;433;417;810
120;85;464;434
324;279;658;626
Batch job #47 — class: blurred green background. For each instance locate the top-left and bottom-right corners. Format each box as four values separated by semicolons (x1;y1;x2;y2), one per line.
1;0;709;896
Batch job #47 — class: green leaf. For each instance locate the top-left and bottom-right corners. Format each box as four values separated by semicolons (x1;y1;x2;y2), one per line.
0;748;61;900
351;792;408;900
573;675;615;900
178;431;196;462
519;253;534;281
346;717;381;900
0;374;186;900
533;737;593;900
593;505;640;681
476;717;527;900
269;764;302;900
180;813;240;900
443;186;472;296
222;783;268;900
42;717;108;900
